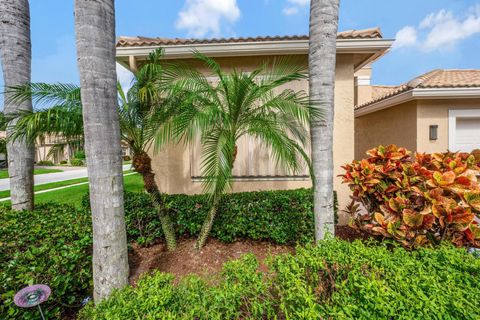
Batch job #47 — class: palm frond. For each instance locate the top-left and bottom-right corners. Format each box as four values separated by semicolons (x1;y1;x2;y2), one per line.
200;129;235;199
9;105;83;143
5;83;81;109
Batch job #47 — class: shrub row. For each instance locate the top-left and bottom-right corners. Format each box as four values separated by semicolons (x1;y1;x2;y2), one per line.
79;238;480;320
70;158;84;166
83;188;334;246
0;204;92;319
36;160;54;166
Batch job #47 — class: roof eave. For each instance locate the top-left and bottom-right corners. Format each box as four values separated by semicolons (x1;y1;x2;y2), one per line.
355;87;480;117
116;38;394;71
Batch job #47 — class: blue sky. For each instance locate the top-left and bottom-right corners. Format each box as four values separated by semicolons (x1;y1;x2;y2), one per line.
1;0;480;107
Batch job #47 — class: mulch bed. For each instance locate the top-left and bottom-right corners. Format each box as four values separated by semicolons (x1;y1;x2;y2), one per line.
128;225;366;284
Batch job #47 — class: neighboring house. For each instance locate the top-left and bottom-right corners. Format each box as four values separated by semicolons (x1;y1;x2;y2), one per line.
0;133;131;165
116;27;394;217
36;138;132;164
35;135;72;163
355;69;480;159
0;131;73;164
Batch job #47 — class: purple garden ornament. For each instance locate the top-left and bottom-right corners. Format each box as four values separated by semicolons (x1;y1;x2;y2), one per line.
14;284;51;320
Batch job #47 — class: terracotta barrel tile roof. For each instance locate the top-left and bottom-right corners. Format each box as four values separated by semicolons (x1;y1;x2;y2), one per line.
117;27;382;47
416;69;480;88
371;85;404;100
357;69;480;110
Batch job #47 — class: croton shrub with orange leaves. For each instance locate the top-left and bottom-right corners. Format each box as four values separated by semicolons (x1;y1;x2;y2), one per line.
341;145;480;248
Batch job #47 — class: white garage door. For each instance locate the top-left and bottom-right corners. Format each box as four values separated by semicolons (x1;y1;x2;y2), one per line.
455;118;480;152
449;110;480;152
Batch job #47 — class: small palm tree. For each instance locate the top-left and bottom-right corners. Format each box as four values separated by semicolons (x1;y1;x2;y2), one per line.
117;49;179;250
157;53;320;249
6;49;178;250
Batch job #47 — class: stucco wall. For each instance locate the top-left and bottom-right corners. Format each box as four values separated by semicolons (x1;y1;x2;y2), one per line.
150;53;355;223
416;99;480;153
355;101;418;159
354;66;372;106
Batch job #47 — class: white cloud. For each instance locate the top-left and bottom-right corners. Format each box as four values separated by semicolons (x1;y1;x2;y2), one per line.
283;7;299;16
116;63;134;93
175;0;240;37
394;5;480;52
283;0;309;16
393;26;417;49
422;9;480;51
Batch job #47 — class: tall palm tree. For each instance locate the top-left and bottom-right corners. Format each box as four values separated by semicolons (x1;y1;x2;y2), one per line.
7;49;178;250
308;0;340;241
0;0;35;210
74;0;128;301
158;53;318;249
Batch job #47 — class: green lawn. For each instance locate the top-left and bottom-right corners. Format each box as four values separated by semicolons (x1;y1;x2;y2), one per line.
0;170;135;199
1;173;143;207
0;168;63;179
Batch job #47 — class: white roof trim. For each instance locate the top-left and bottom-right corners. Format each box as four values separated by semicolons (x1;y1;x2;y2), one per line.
116;38;394;60
355;87;480;117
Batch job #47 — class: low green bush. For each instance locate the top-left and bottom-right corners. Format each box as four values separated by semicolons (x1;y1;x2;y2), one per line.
70;158;84;166
0;204;92;319
36;160;54;166
79;239;480;320
74;150;86;159
79;254;274;320
59;160;68;165
83;189;330;246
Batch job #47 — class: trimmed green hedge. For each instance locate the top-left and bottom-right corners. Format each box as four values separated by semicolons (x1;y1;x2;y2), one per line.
83;189;329;246
0;204;92;319
79;239;480;319
70;158;84;166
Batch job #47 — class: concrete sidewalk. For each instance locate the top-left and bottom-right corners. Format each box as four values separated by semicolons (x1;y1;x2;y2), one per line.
0;164;132;191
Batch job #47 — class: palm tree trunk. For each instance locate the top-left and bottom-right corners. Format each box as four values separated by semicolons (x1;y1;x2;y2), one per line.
0;0;34;211
74;0;129;302
132;151;176;250
309;0;339;241
195;195;220;250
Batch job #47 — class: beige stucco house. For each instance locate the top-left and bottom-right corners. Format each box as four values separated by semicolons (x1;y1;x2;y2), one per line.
116;28;394;219
355;69;480;159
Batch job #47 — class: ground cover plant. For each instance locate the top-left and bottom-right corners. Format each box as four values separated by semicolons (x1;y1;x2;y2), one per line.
0;204;92;319
342;145;480;248
79;239;480;320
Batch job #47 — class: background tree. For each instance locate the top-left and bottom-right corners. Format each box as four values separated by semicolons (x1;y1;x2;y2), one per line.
0;0;34;210
158;53;318;249
74;0;128;301
309;0;340;241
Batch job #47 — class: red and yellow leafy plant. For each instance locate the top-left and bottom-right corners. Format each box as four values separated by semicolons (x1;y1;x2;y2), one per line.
341;145;480;248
